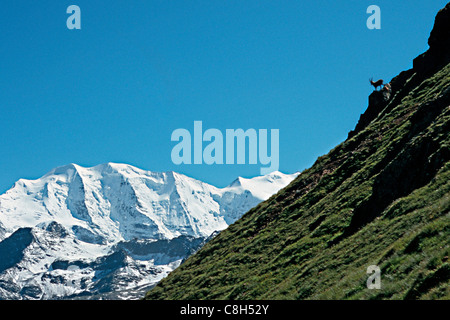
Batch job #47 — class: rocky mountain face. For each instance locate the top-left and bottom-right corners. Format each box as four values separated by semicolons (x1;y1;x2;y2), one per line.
145;3;450;300
0;163;297;299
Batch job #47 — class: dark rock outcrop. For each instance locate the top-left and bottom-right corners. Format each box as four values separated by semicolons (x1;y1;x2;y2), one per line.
0;228;33;274
349;2;450;139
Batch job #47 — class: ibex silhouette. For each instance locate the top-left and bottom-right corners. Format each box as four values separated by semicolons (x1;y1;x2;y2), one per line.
370;78;384;90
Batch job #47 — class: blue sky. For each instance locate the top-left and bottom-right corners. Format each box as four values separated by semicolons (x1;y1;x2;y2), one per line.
0;0;448;192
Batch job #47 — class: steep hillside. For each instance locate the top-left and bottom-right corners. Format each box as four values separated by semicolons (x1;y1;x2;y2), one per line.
145;3;450;300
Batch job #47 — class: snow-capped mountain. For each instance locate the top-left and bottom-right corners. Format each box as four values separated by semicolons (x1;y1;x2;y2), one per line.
0;163;298;299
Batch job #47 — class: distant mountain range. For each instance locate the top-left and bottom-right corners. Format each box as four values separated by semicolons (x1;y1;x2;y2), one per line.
0;163;298;299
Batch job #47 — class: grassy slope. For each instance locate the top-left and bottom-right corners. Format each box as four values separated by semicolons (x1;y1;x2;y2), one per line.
145;60;450;300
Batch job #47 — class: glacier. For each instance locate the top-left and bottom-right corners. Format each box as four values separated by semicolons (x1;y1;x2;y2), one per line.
0;163;298;299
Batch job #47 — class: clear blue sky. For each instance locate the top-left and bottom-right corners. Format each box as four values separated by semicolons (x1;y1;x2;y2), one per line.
0;0;448;192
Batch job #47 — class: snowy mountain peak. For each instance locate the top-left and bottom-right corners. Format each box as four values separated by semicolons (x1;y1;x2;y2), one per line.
0;164;298;241
0;163;298;299
227;170;299;200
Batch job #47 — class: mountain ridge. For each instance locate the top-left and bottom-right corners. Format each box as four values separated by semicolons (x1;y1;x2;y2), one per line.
145;3;450;300
0;163;298;299
0;162;298;241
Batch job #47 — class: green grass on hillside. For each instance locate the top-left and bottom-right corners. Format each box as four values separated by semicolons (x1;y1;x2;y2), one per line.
145;63;450;300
